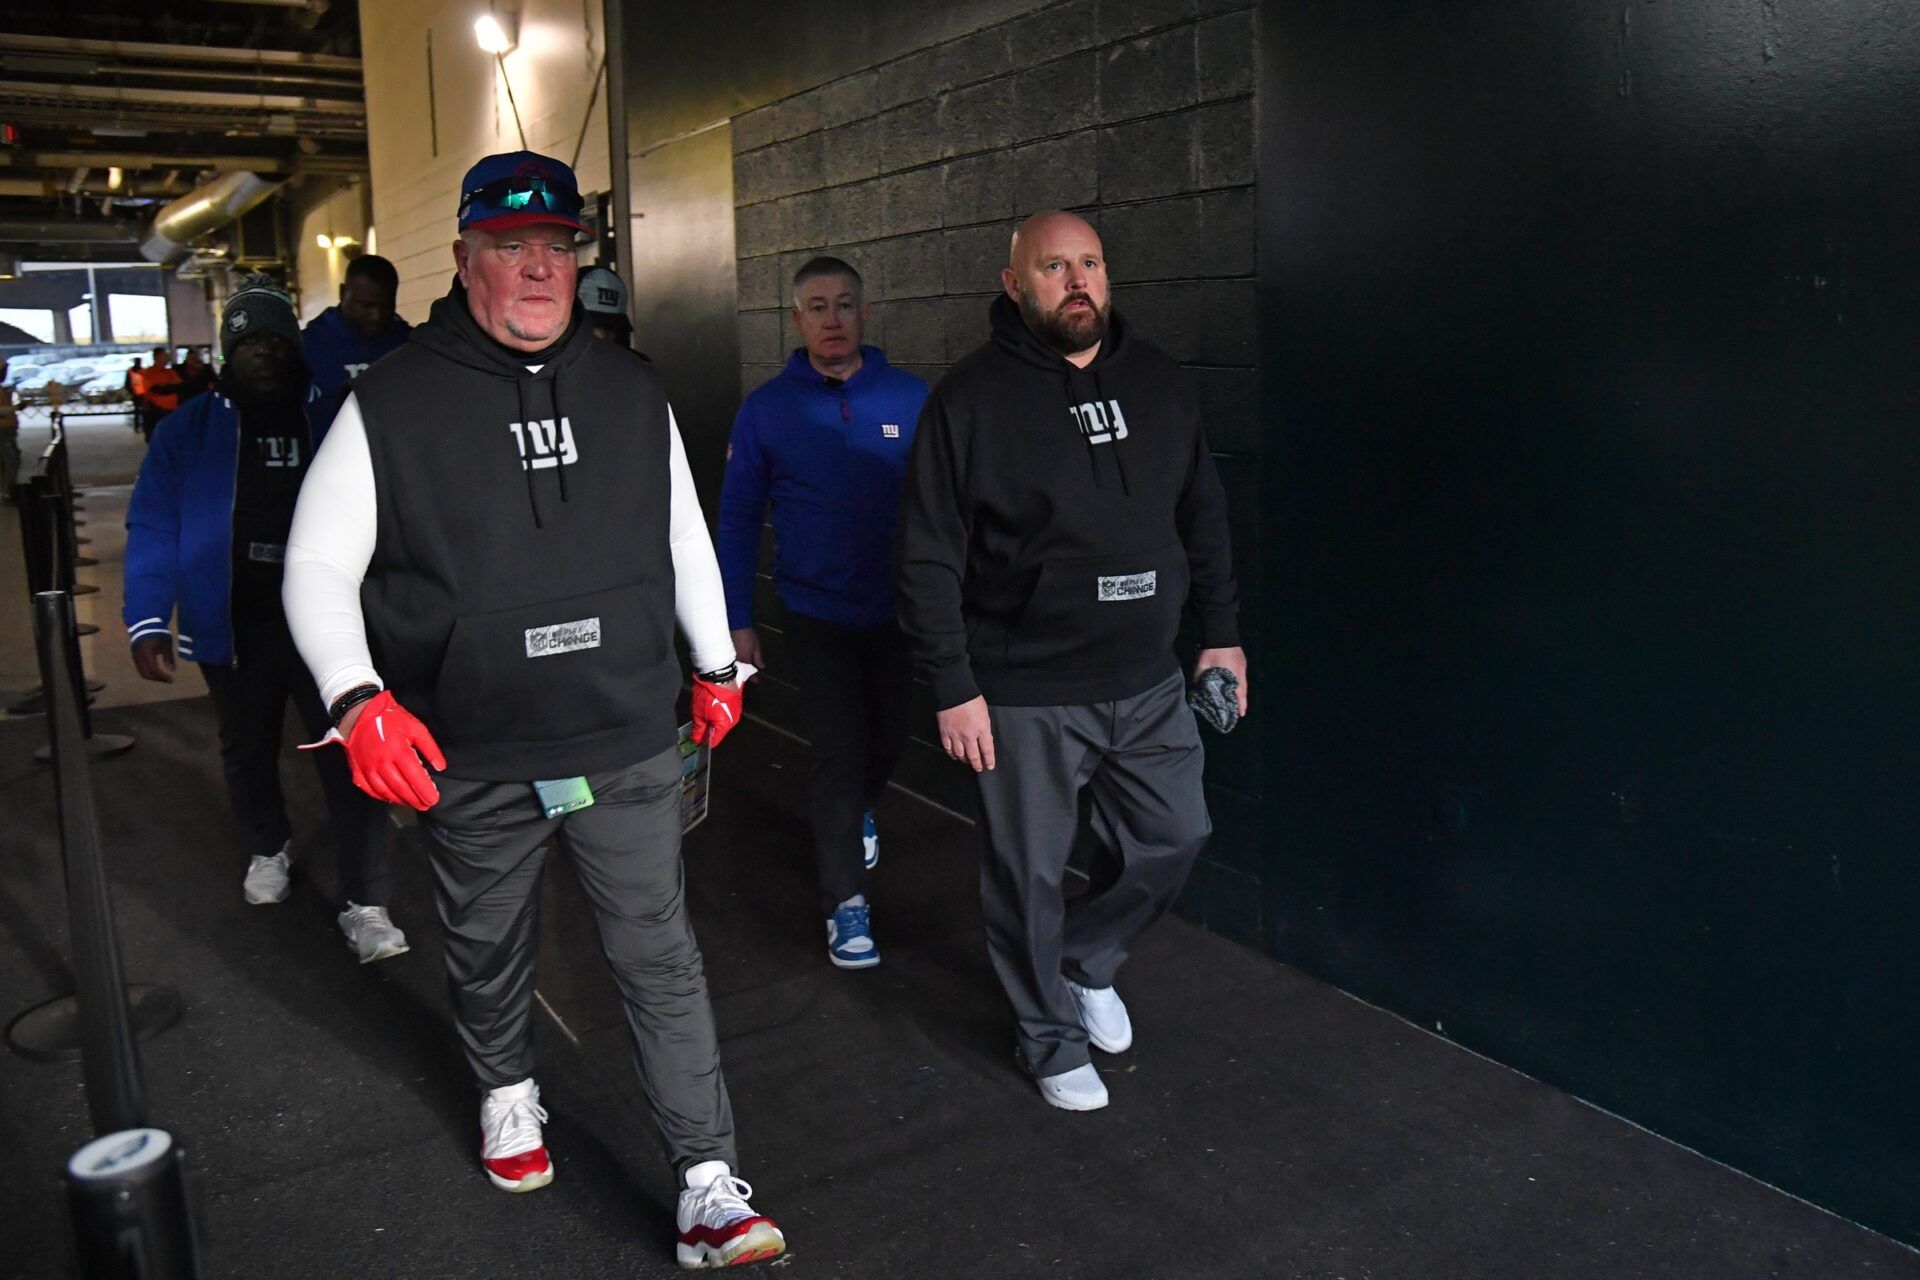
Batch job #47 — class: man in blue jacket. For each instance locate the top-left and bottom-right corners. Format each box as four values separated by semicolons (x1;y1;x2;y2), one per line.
125;278;402;963
717;256;929;969
302;253;411;404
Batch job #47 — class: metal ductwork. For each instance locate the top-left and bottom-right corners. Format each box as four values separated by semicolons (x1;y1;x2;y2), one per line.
140;172;283;264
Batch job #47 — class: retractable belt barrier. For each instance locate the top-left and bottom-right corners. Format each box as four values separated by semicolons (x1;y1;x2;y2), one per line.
3;591;197;1278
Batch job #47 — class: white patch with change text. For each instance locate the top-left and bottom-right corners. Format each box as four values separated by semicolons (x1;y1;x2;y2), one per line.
525;616;602;658
1097;571;1157;601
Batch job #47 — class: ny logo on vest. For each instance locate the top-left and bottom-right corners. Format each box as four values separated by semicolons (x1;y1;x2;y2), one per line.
1068;399;1129;445
343;361;371;379
508;417;578;470
262;437;301;469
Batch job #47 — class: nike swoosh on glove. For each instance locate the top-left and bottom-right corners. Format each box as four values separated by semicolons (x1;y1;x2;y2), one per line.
301;690;447;810
691;674;745;747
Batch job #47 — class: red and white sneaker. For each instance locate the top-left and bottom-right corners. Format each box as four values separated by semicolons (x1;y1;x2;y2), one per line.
675;1160;785;1269
479;1079;554;1193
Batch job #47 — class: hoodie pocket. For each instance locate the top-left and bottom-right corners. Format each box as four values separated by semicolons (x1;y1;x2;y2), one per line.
1005;542;1189;673
430;582;669;748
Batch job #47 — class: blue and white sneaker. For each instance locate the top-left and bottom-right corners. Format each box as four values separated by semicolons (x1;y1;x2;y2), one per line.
826;895;880;969
861;810;880;870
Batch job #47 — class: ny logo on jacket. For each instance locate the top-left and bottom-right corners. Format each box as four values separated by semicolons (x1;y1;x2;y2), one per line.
260;437;302;468
508;416;578;470
1069;399;1129;445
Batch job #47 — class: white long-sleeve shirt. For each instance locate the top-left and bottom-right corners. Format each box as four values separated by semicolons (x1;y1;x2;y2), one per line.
283;389;735;708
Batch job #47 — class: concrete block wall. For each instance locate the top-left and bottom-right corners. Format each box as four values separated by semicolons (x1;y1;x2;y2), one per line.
729;0;1264;918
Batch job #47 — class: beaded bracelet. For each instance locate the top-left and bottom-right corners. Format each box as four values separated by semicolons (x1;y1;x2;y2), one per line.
327;682;383;727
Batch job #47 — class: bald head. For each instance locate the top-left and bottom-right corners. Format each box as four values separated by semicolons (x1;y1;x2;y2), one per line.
1002;209;1111;364
1008;210;1101;272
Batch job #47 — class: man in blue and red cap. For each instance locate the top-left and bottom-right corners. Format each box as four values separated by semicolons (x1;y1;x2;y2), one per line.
281;151;785;1268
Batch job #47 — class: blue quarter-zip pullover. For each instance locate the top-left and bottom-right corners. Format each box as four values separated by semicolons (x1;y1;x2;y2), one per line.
717;346;929;630
123;385;328;667
302;306;412;404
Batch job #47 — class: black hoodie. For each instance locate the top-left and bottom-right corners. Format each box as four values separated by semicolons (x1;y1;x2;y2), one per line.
347;282;681;780
896;294;1240;709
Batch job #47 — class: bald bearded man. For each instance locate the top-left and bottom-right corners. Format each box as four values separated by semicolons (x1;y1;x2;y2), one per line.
895;211;1248;1111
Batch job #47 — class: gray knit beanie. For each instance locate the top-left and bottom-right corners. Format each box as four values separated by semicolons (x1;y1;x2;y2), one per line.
220;276;302;360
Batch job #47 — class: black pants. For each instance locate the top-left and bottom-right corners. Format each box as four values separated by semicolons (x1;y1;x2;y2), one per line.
199;599;391;906
973;672;1211;1079
420;747;736;1176
783;613;913;914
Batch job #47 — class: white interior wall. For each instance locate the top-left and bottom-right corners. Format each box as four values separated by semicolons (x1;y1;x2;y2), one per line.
360;0;612;323
293;180;371;322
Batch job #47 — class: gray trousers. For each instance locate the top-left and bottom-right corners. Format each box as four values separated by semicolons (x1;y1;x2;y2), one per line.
420;745;736;1175
974;672;1211;1079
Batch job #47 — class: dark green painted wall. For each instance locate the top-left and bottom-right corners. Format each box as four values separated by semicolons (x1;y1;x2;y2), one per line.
1257;0;1920;1244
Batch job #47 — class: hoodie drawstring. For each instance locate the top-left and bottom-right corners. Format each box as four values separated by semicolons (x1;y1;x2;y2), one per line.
1092;367;1131;497
516;376;542;529
549;371;570;505
1073;370;1102;489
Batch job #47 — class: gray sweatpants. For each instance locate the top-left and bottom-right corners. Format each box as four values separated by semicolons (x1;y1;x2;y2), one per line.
420;745;736;1175
974;671;1212;1080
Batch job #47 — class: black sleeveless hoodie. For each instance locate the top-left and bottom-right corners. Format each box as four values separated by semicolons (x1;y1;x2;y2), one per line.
350;282;679;780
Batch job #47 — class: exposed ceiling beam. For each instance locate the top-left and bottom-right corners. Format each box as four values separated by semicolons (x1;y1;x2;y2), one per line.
0;150;365;175
0;106;365;138
0;219;142;244
0;32;358;73
0;79;363;115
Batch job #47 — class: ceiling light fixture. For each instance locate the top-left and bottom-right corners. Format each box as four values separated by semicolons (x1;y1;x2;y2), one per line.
474;13;515;54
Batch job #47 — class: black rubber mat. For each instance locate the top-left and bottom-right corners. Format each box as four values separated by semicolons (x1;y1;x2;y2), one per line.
2;700;1914;1279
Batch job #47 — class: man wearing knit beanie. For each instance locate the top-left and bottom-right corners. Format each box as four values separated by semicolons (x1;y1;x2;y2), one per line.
220;276;307;361
124;276;403;964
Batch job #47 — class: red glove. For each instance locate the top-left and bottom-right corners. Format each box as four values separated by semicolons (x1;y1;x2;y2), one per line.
691;674;744;747
302;690;447;810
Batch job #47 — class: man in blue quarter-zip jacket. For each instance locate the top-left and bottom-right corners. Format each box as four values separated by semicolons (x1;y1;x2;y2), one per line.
302;253;411;405
124;278;402;963
717;256;929;970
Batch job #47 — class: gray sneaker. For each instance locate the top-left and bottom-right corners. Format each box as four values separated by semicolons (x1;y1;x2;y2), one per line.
338;903;409;963
242;845;292;905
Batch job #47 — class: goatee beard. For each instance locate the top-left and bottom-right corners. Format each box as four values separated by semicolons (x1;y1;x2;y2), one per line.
1019;289;1108;357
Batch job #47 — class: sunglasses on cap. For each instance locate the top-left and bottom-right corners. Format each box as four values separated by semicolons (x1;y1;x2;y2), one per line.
459;173;585;219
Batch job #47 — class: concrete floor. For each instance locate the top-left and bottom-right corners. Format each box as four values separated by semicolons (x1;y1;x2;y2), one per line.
4;405;1917;1279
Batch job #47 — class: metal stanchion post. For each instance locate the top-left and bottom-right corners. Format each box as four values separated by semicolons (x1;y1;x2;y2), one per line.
31;521;133;761
8;591;167;1064
7;476;103;716
66;1129;200;1280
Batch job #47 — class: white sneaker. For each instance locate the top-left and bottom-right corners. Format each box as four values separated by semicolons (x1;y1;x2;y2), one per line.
1037;1062;1109;1111
1067;980;1134;1054
479;1078;554;1193
337;903;409;963
242;844;291;905
675;1160;786;1269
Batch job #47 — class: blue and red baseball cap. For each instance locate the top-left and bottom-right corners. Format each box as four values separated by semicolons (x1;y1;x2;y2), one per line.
456;151;589;237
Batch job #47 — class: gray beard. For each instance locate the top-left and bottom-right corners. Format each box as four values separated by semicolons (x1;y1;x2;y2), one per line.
1019;288;1109;357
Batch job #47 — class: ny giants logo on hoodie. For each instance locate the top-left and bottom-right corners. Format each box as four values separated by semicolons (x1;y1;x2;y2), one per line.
1068;399;1129;445
508;417;578;470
